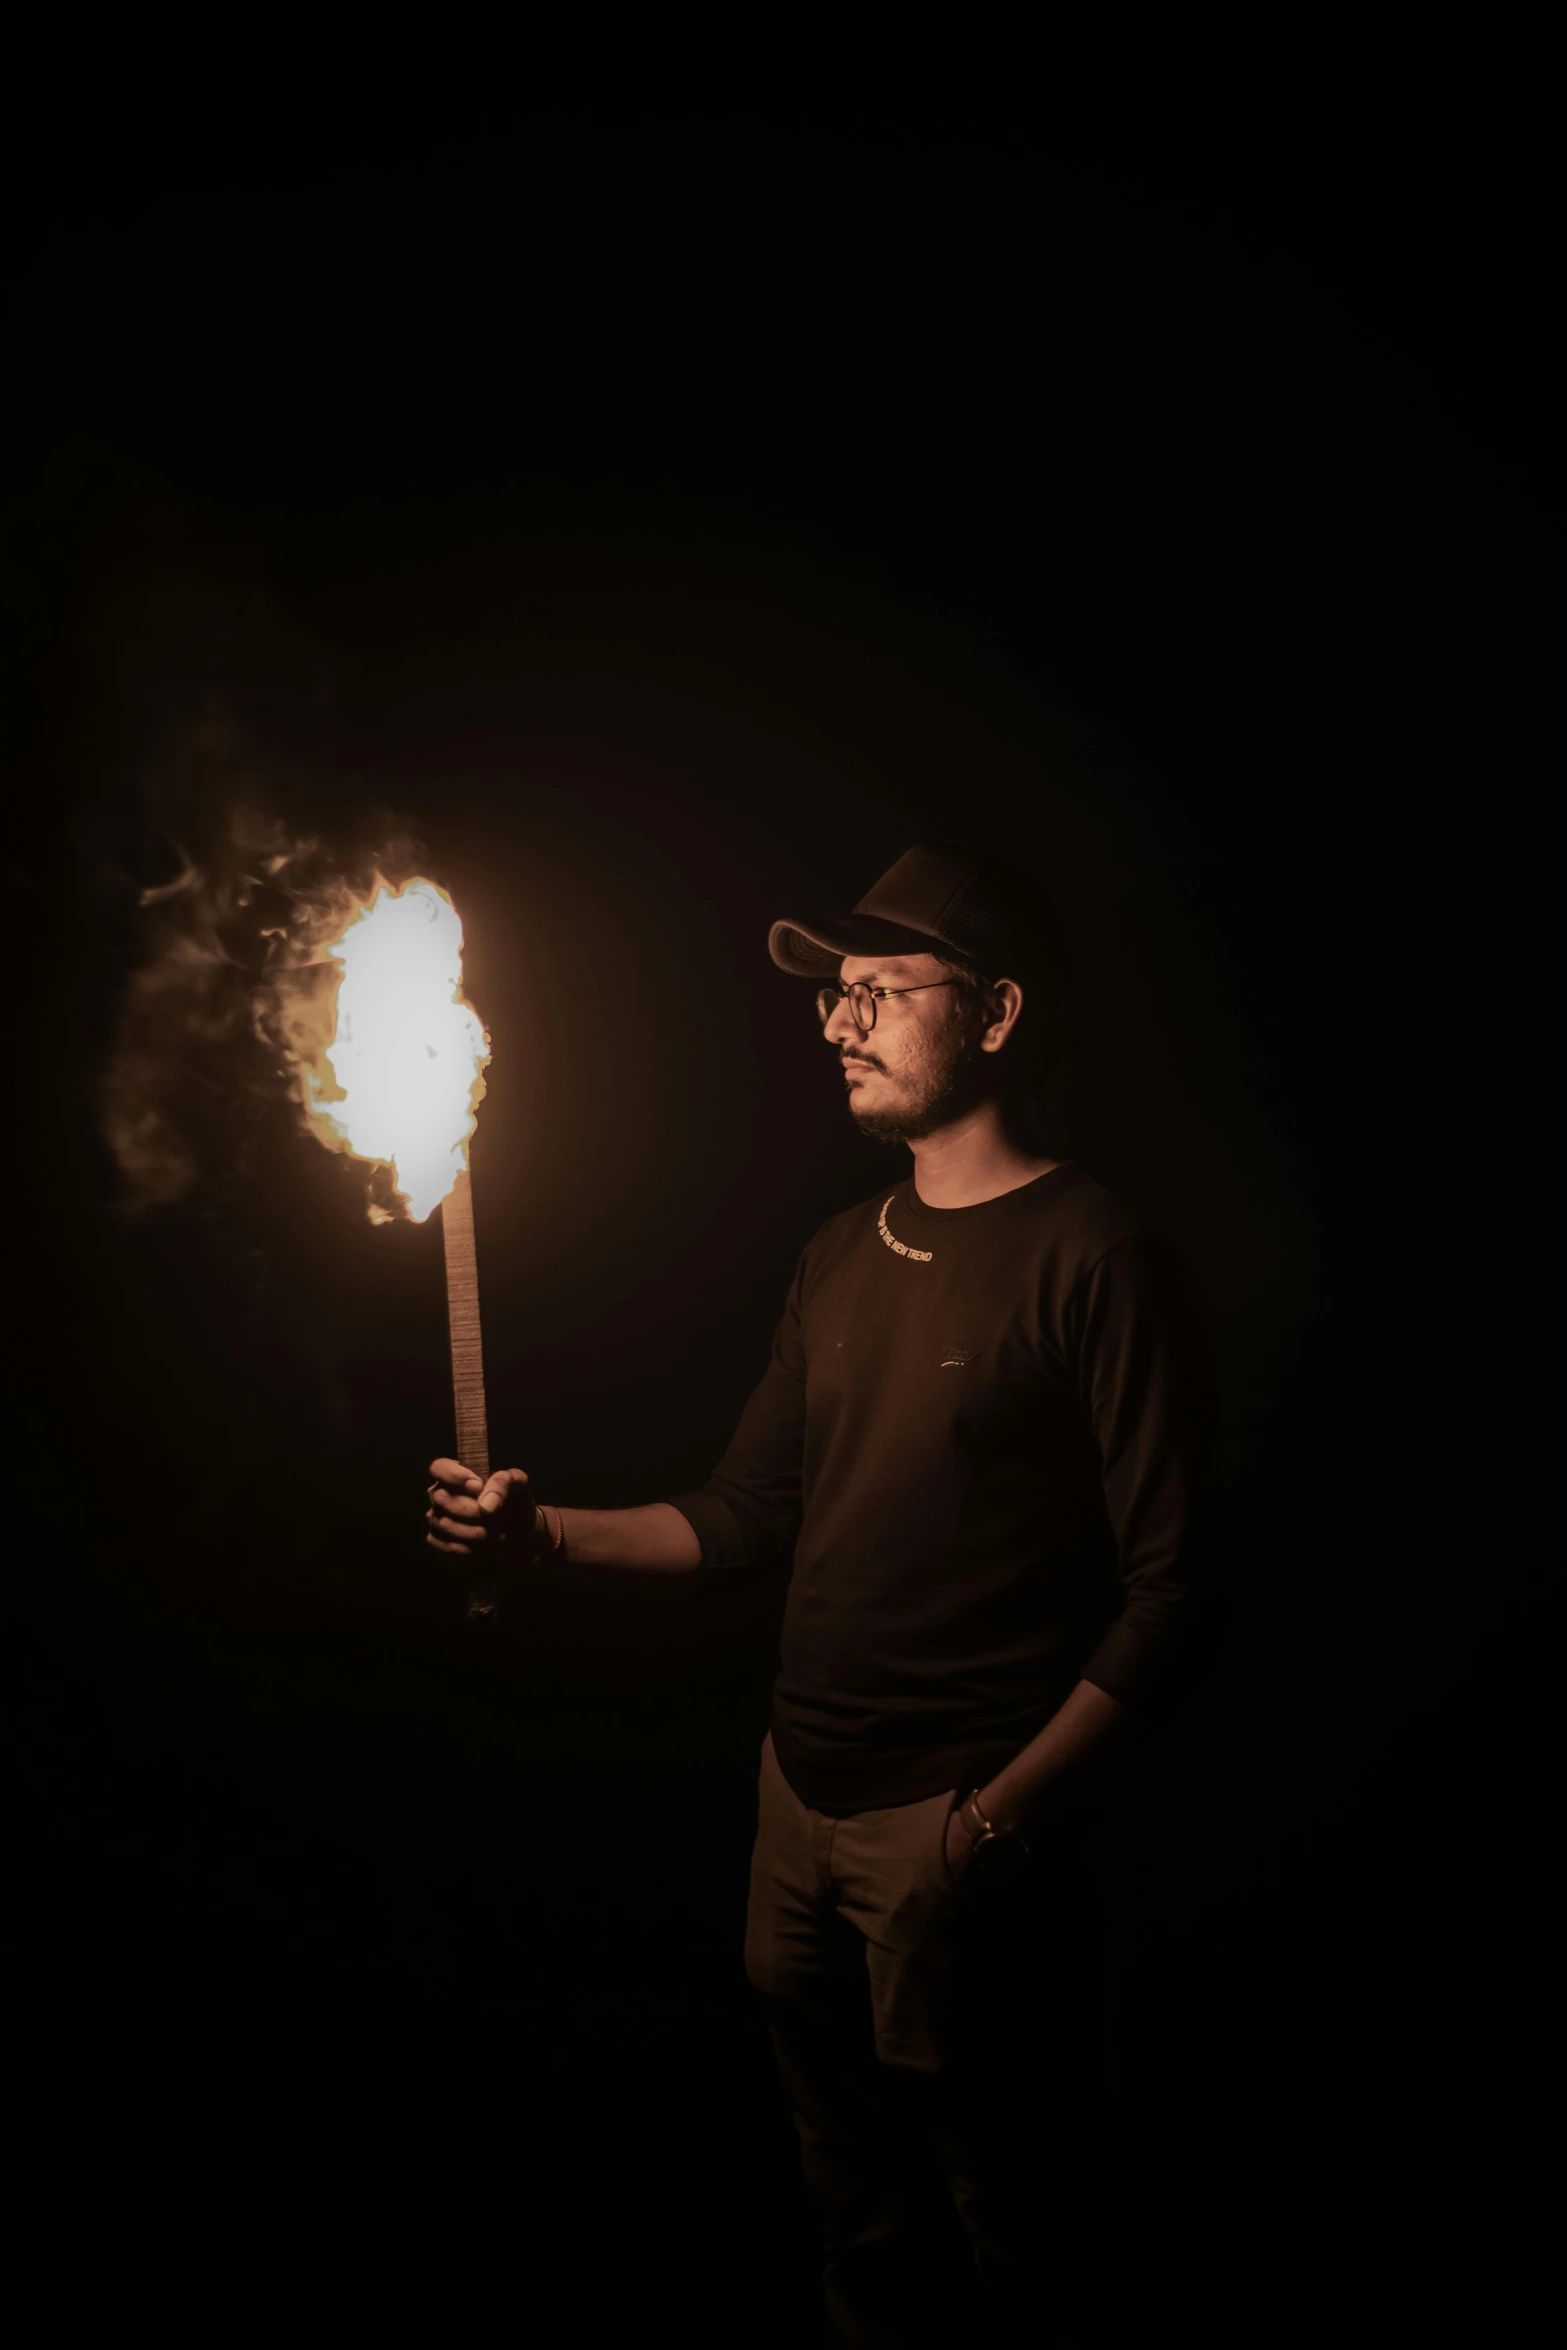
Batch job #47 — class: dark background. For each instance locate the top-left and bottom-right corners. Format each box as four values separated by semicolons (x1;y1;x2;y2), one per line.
5;118;1550;2341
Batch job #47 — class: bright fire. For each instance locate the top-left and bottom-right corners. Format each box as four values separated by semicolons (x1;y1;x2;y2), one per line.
304;878;489;1221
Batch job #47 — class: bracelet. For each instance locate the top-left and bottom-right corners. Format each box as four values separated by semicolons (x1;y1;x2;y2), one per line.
538;1504;567;1560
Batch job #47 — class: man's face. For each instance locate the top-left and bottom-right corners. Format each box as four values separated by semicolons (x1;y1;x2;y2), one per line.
825;953;989;1144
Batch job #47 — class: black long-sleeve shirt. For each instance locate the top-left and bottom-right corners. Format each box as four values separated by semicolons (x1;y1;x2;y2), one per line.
667;1162;1212;1812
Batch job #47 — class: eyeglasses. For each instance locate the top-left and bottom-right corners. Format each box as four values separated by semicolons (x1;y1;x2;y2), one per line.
814;977;964;1036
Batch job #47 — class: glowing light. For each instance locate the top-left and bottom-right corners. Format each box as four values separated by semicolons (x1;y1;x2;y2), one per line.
304;879;489;1221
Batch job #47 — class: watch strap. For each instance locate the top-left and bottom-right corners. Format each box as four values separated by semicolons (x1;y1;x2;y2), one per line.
961;1787;1030;1857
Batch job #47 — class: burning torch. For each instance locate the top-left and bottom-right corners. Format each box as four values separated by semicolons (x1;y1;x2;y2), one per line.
298;877;500;1617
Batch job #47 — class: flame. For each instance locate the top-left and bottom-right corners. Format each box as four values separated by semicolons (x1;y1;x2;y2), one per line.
303;878;489;1222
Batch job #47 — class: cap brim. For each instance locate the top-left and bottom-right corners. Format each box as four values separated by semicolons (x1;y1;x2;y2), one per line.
768;912;950;977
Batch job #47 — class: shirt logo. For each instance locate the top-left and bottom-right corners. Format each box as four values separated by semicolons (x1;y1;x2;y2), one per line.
877;1197;932;1263
939;1347;974;1369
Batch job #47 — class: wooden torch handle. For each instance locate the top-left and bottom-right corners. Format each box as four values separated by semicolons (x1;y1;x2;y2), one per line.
441;1167;497;1618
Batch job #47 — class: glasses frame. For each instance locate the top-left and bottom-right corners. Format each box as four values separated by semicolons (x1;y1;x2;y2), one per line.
815;976;967;1036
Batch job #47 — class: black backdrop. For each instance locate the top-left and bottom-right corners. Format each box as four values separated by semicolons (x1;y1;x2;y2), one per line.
5;128;1548;2342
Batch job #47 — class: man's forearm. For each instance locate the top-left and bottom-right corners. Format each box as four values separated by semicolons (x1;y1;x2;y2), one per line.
553;1501;702;1573
978;1679;1126;1836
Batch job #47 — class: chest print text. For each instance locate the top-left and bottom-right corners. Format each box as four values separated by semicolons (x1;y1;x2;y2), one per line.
877;1197;933;1263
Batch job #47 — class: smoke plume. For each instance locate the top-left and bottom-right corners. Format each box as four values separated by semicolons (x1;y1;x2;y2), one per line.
101;799;427;1217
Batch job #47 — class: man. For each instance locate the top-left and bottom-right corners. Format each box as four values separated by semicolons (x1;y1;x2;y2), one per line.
426;843;1211;2347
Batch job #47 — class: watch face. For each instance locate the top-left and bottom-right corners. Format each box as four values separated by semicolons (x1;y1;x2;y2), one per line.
972;1832;1029;1887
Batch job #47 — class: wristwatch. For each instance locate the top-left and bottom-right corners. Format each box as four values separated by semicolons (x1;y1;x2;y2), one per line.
959;1788;1031;1885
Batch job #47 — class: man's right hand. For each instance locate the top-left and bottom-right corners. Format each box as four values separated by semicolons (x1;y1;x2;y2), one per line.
425;1459;551;1569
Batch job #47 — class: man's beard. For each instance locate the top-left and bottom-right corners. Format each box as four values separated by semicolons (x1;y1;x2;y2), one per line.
845;1035;989;1146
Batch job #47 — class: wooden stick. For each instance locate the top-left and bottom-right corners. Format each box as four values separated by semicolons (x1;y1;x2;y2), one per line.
441;1165;489;1478
441;1165;496;1617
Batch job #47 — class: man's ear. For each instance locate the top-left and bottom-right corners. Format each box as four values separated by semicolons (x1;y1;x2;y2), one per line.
980;977;1024;1052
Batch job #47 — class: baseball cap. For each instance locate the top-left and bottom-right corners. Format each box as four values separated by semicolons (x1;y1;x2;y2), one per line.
769;843;1067;985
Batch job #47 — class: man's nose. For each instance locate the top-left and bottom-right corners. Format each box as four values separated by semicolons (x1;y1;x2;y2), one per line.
823;996;862;1048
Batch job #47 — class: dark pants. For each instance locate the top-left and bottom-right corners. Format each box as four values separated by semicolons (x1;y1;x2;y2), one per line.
745;1733;1107;2350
